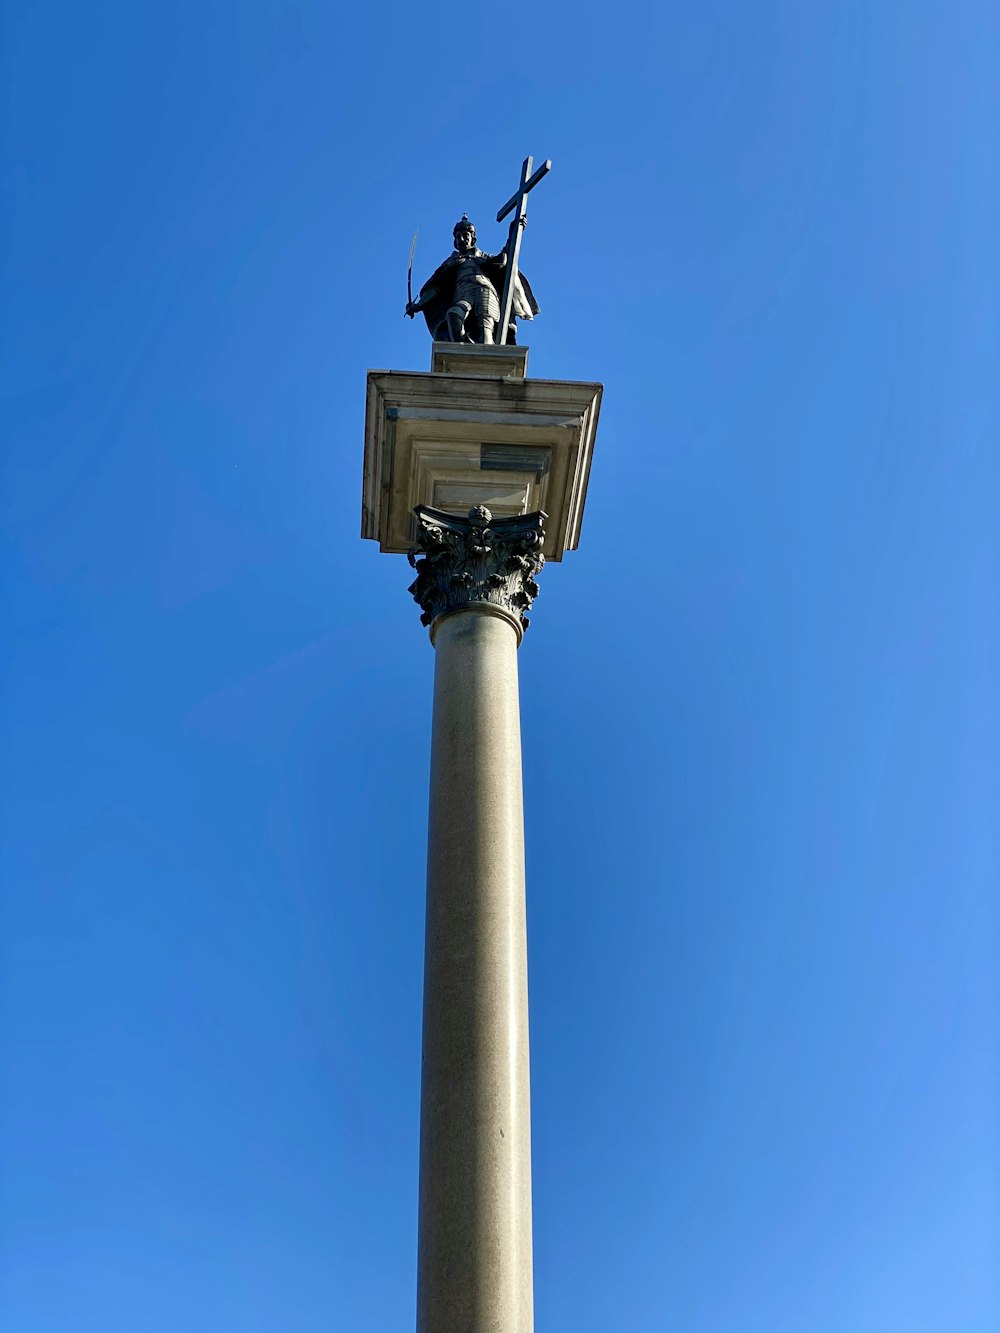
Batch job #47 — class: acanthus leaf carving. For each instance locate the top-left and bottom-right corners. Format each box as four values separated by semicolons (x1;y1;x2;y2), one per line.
407;504;546;636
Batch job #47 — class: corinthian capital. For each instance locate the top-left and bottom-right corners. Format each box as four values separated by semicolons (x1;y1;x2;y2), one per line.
407;505;546;641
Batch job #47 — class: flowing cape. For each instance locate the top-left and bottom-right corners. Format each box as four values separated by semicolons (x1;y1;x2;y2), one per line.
419;249;540;342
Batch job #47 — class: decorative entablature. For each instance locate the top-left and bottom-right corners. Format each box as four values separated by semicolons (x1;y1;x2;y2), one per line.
362;344;602;564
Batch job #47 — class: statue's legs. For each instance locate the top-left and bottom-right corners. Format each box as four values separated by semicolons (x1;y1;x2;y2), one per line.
447;300;474;344
476;286;501;347
443;291;503;344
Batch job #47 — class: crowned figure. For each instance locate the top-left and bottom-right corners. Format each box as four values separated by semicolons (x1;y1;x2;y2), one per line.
406;215;539;345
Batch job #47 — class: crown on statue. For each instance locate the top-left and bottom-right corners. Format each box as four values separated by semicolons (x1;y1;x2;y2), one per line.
453;214;476;239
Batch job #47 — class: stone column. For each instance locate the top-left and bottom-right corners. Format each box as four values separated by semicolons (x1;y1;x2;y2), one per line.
408;505;546;1333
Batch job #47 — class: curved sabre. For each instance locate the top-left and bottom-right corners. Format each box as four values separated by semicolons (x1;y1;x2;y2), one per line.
406;230;418;316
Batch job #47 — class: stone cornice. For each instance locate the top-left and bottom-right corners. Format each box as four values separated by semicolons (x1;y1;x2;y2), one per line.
362;365;601;562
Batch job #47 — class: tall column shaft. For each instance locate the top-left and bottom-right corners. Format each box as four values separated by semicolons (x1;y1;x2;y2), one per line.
417;606;534;1333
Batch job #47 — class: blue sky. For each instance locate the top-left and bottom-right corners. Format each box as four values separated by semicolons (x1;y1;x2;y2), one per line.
1;2;997;1330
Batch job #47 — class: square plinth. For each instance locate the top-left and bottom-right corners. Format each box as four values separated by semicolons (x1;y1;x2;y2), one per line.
362;345;602;562
430;342;529;379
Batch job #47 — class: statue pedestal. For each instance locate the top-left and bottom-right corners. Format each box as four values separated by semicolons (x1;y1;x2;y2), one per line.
430;341;530;378
362;344;602;562
361;347;602;1333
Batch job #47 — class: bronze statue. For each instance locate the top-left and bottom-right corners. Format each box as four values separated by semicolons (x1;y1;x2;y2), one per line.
405;216;538;345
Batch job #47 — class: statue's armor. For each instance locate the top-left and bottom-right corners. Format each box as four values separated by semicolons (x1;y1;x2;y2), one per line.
415;238;533;345
450;252;501;325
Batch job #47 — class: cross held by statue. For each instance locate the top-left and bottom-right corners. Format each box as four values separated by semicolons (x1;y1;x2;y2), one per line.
496;156;551;346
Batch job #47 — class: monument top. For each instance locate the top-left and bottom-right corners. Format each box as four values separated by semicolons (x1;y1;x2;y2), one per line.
362;343;601;563
367;159;602;565
405;157;550;348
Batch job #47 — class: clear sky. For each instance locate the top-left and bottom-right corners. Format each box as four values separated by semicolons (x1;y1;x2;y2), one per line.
1;2;997;1330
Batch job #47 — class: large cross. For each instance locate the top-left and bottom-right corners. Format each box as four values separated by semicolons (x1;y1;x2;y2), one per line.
495;155;551;346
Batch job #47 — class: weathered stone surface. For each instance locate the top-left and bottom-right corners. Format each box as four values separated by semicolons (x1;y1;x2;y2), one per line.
362;350;601;563
408;505;545;643
431;341;528;379
417;608;534;1333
